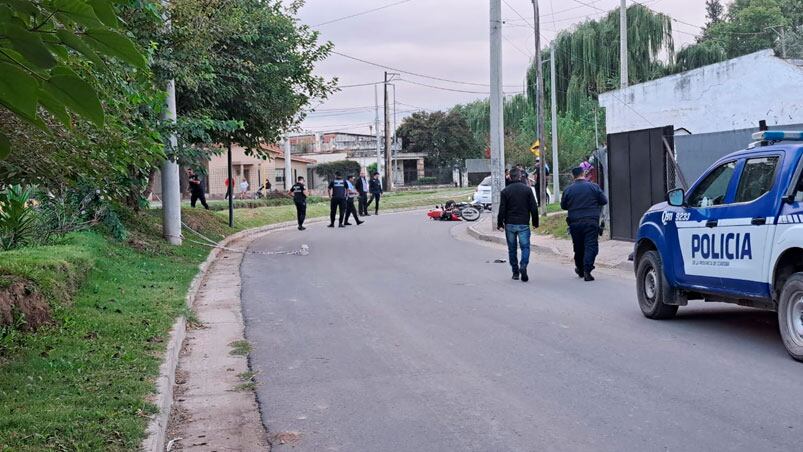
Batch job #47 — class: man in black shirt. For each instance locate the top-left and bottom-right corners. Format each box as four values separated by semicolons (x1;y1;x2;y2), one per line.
187;168;209;210
366;172;383;215
289;176;307;231
357;170;370;216
561;167;608;281
497;168;539;282
327;172;348;228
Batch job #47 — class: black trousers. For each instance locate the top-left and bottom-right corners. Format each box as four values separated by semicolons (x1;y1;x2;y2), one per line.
345;197;360;224
367;192;381;214
569;220;600;273
330;198;346;225
358;192;369;215
191;191;209;209
294;201;306;227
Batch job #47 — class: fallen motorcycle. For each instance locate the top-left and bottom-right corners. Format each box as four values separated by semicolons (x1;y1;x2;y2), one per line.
427;201;483;222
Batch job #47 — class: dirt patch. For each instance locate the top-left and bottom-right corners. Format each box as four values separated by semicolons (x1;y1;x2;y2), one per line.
273;431;301;446
0;277;52;332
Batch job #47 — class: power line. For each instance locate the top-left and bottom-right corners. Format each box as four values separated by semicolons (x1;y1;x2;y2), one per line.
337;81;383;89
331;50;522;88
314;0;415;27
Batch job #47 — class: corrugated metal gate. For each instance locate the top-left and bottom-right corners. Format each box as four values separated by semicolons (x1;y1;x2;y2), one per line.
607;126;673;241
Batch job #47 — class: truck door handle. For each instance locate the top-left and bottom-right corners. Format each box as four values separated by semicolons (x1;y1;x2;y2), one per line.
751;217;766;225
705;220;718;228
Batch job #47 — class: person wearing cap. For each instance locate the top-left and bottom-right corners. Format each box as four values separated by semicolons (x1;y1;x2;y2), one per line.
560;166;608;281
497;167;540;282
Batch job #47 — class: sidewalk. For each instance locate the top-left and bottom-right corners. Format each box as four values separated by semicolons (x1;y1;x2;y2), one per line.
466;217;634;271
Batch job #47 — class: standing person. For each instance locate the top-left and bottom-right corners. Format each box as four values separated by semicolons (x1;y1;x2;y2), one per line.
504;168;512;186
367;172;383;215
497;168;539;282
561;167;608;281
327;172;348;228
239;178;249;199
357;170;370;216
289;176;307;231
533;158;550;205
187;168;209;210
224;177;233;200
344;175;364;226
265;178;272;192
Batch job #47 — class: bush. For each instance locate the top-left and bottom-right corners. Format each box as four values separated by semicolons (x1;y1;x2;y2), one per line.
36;186;128;242
314;160;362;180
413;177;438;186
0;186;37;251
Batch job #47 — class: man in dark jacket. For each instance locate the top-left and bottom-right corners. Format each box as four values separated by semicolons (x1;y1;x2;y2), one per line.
561;167;608;281
327;172;348;228
497;168;539;282
187;168;209;210
366;172;383;215
357;170;370;216
289;176;307;231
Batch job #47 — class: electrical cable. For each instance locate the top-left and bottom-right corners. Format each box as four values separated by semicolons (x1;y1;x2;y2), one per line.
314;0;415;27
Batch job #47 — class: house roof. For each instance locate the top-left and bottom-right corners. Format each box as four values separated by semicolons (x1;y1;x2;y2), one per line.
266;148;317;164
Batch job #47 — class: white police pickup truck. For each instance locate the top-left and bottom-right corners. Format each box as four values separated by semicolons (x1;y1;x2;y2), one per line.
633;131;803;361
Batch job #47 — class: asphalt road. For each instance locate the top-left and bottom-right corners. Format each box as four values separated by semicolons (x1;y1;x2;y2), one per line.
241;211;802;452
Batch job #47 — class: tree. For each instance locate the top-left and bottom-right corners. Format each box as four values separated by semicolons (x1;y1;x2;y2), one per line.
0;0;148;159
314;161;361;180
705;0;725;28
396;111;482;170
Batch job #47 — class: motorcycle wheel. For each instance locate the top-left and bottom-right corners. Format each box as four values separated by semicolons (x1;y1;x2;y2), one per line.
460;206;481;222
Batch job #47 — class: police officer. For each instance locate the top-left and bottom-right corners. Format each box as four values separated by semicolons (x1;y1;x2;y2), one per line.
560;167;608;281
328;171;348;228
367;172;383;215
289;176;307;231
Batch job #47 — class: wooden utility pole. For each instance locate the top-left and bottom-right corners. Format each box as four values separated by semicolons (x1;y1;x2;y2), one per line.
384;71;393;191
550;40;560;201
533;0;546;215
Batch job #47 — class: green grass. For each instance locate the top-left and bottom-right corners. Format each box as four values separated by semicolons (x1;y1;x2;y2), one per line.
537;212;570;239
0;188;463;451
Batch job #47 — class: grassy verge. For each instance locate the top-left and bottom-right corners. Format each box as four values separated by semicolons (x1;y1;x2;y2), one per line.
0;187;467;450
537;212;570;239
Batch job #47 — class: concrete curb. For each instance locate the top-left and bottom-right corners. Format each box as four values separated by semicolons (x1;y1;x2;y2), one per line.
465;223;633;272
141;206;436;452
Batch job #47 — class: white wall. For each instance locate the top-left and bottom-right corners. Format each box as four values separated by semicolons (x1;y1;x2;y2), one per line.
599;50;803;135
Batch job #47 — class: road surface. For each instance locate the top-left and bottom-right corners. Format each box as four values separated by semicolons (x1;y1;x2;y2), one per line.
241;211;801;452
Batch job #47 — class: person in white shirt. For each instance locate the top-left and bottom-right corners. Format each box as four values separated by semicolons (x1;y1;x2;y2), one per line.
239;179;249;199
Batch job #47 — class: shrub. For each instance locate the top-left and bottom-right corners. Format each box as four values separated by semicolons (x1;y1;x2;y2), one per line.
0;185;37;251
413;177;438;186
314;160;362;180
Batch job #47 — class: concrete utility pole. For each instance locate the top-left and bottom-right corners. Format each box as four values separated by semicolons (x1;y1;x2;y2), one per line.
284;137;292;191
533;0;546;215
374;84;382;175
227;140;233;227
490;0;505;230
550;40;560;201
161;80;182;245
384;71;393;191
620;0;628;88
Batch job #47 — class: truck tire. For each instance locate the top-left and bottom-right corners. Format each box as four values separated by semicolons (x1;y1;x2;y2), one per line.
636;250;679;320
778;273;803;362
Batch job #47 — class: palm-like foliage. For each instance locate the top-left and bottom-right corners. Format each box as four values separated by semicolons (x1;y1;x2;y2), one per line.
0;186;37;250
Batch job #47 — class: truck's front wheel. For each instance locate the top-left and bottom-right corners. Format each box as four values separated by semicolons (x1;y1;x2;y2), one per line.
636;250;679;320
778;273;803;362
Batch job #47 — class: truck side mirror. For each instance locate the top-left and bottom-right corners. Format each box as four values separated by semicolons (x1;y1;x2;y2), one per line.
667;188;686;207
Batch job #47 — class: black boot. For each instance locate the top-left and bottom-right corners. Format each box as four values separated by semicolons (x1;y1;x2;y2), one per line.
520;268;529;282
512;269;520;280
574;267;584;278
584;271;595;282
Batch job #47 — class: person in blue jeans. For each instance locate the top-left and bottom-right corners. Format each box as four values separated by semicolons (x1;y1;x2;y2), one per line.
560;166;608;281
497;168;540;282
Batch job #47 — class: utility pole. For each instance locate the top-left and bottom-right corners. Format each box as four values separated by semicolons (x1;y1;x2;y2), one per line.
550;40;560;201
490;0;505;230
374;84;382;175
384;71;393;191
533;0;546;215
284;136;292;191
620;0;628;88
161;81;182;244
227;139;233;227
594;108;600;147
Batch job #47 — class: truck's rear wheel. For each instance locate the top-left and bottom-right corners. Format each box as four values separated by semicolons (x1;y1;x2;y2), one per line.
636;250;679;320
778;273;803;362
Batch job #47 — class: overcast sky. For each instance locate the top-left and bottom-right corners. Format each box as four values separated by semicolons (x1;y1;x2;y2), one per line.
295;0;708;135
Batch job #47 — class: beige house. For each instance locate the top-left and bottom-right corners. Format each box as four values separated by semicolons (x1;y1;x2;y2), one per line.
205;144;316;198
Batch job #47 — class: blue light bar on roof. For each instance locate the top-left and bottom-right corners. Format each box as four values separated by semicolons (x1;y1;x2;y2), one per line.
751;131;803;141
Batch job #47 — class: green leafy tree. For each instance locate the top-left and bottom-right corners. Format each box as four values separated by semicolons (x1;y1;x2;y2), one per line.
0;0;148;158
396;110;482;170
705;0;725;28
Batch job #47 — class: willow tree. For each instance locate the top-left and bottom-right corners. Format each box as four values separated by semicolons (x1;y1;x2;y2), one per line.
528;3;674;115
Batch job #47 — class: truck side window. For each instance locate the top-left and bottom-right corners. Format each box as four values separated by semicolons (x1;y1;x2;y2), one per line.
734;157;779;203
688;161;736;208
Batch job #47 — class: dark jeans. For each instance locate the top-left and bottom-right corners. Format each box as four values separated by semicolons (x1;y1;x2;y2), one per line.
358;192;369;215
330;198;346;225
190;191;209;209
505;224;531;272
367;192;381;214
345;197;360;223
569;220;600;273
295;201;306;227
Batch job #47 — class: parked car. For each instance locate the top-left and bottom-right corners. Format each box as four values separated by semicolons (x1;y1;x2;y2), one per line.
473;176;493;204
632;130;803;361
